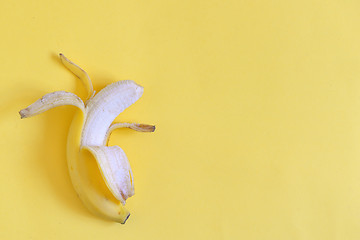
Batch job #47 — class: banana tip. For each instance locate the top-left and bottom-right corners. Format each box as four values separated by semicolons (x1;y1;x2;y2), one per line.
19;109;28;119
121;213;130;224
148;125;156;132
59;53;66;60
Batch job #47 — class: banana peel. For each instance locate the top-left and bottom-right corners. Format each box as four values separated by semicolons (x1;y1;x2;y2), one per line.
19;54;155;223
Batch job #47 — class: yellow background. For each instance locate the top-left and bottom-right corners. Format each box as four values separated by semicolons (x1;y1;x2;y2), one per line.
1;0;360;239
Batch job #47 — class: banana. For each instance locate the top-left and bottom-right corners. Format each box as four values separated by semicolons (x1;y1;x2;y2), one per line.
19;54;155;223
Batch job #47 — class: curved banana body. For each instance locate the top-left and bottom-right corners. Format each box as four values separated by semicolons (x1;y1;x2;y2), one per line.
19;54;155;223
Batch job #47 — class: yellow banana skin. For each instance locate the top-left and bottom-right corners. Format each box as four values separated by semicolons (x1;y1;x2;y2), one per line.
67;111;130;223
19;54;155;224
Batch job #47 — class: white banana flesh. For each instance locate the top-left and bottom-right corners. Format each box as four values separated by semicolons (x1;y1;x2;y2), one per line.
19;54;155;223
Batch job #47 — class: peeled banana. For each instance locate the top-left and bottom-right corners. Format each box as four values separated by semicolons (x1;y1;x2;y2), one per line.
19;54;155;223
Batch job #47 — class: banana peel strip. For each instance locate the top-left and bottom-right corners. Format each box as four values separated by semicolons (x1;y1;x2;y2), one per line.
19;91;85;118
60;53;94;100
84;145;134;205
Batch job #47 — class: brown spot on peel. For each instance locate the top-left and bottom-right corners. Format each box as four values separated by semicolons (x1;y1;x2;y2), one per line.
19;109;29;119
138;124;156;132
